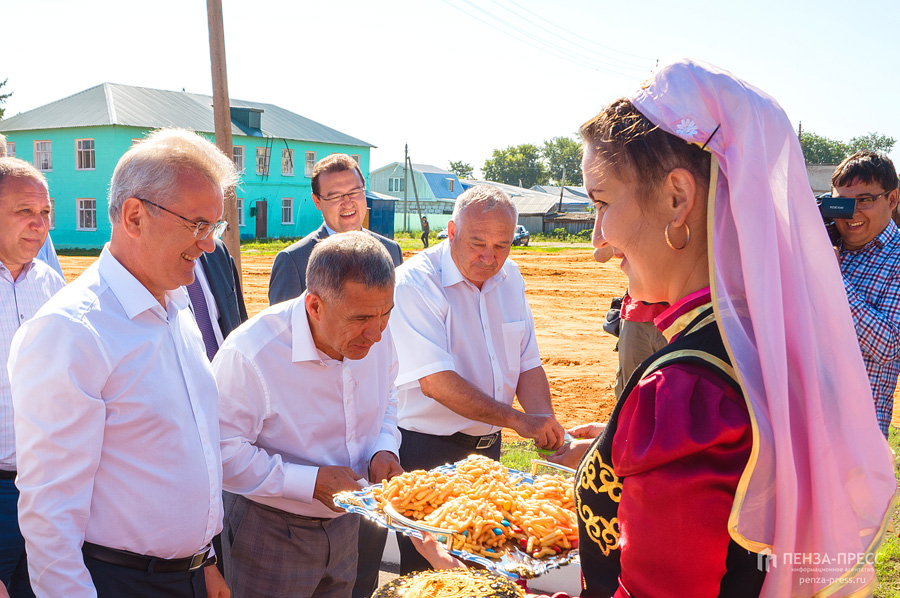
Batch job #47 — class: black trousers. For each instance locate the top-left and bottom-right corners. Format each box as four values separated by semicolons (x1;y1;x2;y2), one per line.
396;428;501;575
84;555;207;598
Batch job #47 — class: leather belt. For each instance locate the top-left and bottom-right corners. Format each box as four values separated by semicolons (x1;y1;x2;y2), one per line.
0;470;15;480
447;430;501;450
82;541;215;573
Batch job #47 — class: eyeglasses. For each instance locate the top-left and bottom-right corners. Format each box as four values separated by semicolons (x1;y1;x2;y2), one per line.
136;197;228;240
317;187;366;202
851;190;893;209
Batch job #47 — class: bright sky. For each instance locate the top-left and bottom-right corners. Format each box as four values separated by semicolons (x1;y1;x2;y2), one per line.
3;0;899;175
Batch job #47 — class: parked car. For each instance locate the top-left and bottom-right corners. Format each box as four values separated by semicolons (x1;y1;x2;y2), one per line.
437;228;448;240
513;225;530;246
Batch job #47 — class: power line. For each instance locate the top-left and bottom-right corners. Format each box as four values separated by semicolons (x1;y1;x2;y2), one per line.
438;0;650;78
485;0;653;71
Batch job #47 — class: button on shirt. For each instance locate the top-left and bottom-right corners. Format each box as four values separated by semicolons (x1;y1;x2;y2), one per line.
840;220;900;436
9;248;222;598
213;293;401;519
392;241;542;437
1;259;64;469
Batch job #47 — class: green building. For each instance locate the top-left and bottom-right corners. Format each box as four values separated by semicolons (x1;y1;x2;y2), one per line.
0;83;373;248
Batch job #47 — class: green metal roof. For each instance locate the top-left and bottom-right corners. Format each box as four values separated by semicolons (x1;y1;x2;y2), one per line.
0;83;373;148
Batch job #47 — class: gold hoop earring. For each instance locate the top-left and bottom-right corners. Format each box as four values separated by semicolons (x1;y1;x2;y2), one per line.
665;222;690;250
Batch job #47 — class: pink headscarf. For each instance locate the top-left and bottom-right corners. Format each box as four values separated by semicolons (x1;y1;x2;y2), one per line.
631;59;897;597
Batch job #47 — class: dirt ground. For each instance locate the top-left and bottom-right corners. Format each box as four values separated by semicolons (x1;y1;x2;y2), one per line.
59;249;899;432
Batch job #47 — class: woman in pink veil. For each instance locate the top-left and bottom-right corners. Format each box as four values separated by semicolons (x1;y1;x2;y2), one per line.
414;58;896;598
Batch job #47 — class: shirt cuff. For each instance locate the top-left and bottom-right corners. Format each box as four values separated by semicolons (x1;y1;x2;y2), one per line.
395;360;456;387
282;463;319;504
520;357;542;372
372;433;401;458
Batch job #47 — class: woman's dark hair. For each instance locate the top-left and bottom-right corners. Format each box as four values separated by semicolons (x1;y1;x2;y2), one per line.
580;98;711;201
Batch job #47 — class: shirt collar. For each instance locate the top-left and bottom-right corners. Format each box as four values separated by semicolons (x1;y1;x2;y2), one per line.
655;286;713;342
98;245;188;320
323;223;363;237
290;291;333;363
438;240;507;290
0;258;37;283
839;219;897;255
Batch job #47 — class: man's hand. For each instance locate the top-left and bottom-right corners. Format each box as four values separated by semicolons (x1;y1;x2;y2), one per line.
568;422;606;439
205;564;230;598
593;245;615;263
313;466;363;512
369;451;403;484
512;414;565;450
410;533;464;570
547;437;594;470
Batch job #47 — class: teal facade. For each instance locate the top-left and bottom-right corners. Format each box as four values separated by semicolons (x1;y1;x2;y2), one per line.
3;127;370;249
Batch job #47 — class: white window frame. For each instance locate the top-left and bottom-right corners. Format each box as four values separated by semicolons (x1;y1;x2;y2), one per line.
233;146;244;172
389;177;405;193
282;148;294;176
77;198;97;231
305;151;316;177
236;197;244;227
6;141;14;157
75;138;95;171
34;140;52;172
256;147;270;176
350;154;361;165
281;197;294;225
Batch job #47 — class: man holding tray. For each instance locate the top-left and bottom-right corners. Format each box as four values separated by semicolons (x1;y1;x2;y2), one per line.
390;184;565;574
214;232;403;598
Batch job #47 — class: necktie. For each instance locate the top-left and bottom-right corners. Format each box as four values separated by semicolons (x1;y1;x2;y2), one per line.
186;276;218;361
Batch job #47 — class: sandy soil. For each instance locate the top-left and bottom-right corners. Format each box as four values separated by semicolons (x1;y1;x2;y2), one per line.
59;249;899;431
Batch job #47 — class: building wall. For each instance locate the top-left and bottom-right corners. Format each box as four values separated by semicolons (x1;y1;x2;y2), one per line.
369;163;436;200
2;127;370;247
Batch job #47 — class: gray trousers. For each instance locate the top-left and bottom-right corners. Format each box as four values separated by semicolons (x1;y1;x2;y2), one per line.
614;318;669;398
223;494;359;598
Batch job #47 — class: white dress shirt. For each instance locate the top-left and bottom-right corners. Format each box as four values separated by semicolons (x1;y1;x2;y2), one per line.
9;248;222;598
213;293;401;519
0;259;64;469
392;241;542;437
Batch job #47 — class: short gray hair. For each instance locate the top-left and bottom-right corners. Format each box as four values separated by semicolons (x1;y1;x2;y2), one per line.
0;133;6;158
0;157;48;194
451;184;517;230
108;128;238;223
307;231;395;302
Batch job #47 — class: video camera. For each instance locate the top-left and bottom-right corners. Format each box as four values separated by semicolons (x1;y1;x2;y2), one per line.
816;193;856;246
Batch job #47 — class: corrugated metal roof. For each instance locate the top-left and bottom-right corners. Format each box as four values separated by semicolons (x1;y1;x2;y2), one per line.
411;163;451;174
461;179;590;215
422;172;463;200
0;83;373;148
531;185;588;199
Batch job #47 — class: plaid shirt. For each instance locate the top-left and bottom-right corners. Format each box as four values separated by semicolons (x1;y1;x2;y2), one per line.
1;259;65;469
840;221;900;437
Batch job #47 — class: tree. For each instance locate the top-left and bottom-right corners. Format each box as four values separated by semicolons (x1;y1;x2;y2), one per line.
800;131;848;165
848;132;896;156
448;160;473;179
541;136;583;186
0;78;11;120
482;144;548;188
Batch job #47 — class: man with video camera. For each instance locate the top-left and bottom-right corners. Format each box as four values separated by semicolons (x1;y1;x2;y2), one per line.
829;150;900;438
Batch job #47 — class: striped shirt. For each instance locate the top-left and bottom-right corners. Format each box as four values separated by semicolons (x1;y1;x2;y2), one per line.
840;221;900;437
1;259;65;469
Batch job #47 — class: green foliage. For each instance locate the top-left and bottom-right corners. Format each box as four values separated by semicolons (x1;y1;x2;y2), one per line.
449;160;474;179
0;78;11;120
800;131;849;164
848;132;896;156
482;144;548;188
542;136;583;186
874;425;899;597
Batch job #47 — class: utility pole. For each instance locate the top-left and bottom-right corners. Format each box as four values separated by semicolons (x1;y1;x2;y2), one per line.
403;143;409;233
798;121;803;142
206;0;240;279
557;167;566;213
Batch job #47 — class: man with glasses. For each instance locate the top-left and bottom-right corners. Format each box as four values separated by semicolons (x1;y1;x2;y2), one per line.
832;150;900;438
9;129;236;597
268;153;402;307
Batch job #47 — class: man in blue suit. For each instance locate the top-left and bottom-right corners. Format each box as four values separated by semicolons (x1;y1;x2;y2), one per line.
267;153;402;306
